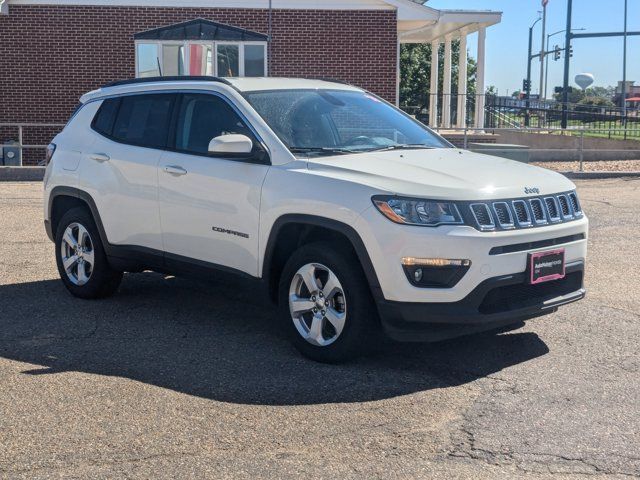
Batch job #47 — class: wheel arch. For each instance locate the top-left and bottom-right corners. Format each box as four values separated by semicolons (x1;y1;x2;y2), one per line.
262;214;382;304
49;186;109;249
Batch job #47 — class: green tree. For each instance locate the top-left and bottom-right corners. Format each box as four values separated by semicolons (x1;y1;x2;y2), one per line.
399;41;477;112
553;88;585;104
584;85;615;100
578;96;614;107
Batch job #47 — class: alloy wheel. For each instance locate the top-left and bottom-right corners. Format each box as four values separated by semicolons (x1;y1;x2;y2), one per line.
288;263;347;346
60;222;95;286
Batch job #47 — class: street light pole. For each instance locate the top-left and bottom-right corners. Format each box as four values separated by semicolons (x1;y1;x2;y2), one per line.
561;0;573;129
544;27;585;101
539;3;547;100
526;14;542;127
622;0;628;120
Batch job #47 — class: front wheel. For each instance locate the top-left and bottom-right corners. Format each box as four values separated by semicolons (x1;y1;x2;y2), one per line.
279;242;379;363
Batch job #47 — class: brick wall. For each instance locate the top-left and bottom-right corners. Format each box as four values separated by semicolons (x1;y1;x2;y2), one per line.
0;5;397;164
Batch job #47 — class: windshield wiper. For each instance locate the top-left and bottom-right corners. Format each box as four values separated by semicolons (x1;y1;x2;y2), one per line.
366;144;437;152
289;147;355;156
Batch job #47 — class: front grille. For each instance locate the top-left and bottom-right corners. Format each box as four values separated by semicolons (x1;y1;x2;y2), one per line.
489;233;586;255
545;197;560;221
512;200;530;225
479;271;583;314
558;195;571;217
471;203;494;229
465;191;582;231
529;198;546;223
568;192;582;215
493;202;514;227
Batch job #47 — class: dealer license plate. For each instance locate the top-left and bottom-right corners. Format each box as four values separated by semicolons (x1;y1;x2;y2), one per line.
529;249;566;284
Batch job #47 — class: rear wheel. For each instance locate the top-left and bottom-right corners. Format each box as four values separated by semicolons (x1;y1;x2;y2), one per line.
55;207;122;299
279;242;379;363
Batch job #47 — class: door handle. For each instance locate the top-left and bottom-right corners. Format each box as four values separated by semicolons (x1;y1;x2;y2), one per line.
164;165;188;176
89;153;110;162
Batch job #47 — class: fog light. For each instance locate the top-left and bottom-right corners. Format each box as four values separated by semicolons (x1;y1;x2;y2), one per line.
414;268;423;282
401;258;471;288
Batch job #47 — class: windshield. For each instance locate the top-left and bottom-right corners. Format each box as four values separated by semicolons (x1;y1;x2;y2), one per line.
243;89;450;155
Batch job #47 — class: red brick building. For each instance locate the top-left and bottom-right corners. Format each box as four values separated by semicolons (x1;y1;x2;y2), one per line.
0;0;500;164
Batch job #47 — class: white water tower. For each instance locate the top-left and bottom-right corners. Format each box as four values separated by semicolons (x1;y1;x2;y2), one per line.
575;73;595;91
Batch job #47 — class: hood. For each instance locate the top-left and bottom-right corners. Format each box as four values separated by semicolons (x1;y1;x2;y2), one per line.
305;148;575;200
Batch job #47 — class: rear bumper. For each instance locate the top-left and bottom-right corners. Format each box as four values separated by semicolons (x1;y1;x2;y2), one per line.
378;261;585;342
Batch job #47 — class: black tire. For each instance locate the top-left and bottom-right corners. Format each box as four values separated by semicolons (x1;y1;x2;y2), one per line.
55;206;123;299
278;241;380;363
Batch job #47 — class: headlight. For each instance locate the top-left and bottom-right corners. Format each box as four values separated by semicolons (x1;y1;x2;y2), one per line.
372;196;463;227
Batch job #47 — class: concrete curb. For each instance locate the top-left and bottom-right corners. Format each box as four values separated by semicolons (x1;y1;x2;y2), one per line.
0;167;45;181
561;171;640;179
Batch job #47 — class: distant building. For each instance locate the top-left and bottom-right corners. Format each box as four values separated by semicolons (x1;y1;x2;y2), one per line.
614;81;640;106
0;0;502;164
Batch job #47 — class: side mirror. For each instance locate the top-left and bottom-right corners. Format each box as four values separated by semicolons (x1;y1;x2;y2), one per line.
208;134;253;155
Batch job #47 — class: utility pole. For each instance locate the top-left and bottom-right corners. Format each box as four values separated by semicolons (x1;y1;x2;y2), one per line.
525;14;542;127
561;0;573;129
622;0;628;122
539;1;547;100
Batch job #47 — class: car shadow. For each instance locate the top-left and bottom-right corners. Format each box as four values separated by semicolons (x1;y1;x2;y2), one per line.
0;272;549;406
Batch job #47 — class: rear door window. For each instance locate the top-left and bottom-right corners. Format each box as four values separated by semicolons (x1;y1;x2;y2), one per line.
111;94;176;148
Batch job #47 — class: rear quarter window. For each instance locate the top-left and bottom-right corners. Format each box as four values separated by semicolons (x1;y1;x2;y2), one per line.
91;98;120;136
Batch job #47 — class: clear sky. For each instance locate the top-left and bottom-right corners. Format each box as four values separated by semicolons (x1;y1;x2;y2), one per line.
427;0;639;96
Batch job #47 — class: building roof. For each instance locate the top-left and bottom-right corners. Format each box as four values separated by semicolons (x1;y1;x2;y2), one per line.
134;18;267;42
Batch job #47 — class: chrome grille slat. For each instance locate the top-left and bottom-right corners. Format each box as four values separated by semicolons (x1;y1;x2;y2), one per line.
470;203;495;230
492;202;515;228
529;198;547;224
568;192;582;216
558;194;572;218
544;197;561;221
467;192;582;231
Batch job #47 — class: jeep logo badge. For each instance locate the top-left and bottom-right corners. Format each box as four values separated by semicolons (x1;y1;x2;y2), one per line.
524;187;540;195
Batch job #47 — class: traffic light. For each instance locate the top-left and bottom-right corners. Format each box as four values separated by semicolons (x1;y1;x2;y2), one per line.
523;79;531;92
553;45;561;61
568;45;574;57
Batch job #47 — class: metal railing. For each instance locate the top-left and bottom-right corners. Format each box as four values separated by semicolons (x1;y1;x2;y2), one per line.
401;94;640;139
431;126;640;172
0;123;65;166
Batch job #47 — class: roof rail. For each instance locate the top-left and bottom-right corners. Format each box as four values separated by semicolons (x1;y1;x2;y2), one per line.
102;76;233;88
303;76;353;86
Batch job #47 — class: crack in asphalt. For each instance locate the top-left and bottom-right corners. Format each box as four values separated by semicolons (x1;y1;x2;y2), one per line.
449;422;639;477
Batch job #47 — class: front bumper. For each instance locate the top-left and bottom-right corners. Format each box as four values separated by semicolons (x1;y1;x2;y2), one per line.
377;261;585;342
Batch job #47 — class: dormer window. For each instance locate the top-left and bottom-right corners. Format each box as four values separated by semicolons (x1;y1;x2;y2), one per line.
134;18;268;78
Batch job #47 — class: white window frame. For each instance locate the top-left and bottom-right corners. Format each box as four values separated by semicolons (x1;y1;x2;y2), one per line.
135;40;268;78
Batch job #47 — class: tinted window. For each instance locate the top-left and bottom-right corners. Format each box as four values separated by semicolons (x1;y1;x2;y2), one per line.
92;98;120;136
175;93;256;155
112;94;175;148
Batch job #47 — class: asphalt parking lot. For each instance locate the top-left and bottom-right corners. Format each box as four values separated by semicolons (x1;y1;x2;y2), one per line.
0;179;639;479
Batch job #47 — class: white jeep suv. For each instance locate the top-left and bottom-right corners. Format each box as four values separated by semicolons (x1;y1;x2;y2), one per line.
44;77;588;362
